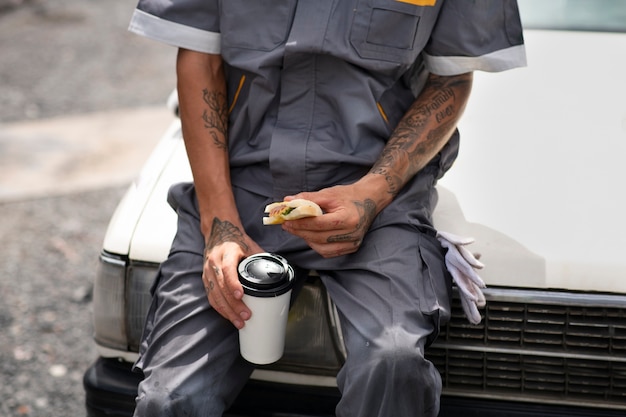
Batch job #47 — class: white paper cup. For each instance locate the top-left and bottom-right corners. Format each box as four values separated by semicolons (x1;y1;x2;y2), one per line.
239;291;292;364
238;253;295;365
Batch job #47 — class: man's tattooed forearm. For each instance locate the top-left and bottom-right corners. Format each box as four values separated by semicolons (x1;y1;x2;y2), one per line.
201;88;228;150
370;154;404;196
327;199;376;243
205;217;249;252
370;75;470;195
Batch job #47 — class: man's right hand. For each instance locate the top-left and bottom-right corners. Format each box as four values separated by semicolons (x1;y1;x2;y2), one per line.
202;231;265;329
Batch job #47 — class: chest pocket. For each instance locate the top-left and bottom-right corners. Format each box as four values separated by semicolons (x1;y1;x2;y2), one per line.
350;0;432;65
220;0;296;51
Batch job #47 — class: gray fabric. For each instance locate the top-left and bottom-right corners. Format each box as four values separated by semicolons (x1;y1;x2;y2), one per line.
426;0;525;59
220;0;443;198
133;251;254;416
424;0;527;74
136;0;219;34
129;0;526;198
134;162;453;416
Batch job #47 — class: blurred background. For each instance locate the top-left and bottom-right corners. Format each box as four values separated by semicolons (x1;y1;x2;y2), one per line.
0;0;177;415
0;0;175;122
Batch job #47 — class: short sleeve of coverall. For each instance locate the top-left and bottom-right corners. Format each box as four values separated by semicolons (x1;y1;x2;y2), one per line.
128;0;221;54
424;0;526;75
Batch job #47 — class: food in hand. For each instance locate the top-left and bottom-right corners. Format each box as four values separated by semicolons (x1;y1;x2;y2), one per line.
263;199;323;225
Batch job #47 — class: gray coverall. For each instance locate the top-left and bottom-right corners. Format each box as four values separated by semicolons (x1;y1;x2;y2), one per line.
128;1;526;416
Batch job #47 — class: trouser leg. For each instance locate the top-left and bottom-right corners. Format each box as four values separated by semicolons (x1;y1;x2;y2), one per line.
133;184;254;417
319;226;452;417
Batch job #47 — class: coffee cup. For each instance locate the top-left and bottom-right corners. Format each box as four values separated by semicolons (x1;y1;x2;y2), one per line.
237;253;295;365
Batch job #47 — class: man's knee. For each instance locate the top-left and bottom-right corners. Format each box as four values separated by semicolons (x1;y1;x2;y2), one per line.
338;326;442;416
373;336;436;383
345;325;440;384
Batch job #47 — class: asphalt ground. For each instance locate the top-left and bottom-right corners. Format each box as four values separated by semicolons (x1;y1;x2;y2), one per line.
0;0;177;415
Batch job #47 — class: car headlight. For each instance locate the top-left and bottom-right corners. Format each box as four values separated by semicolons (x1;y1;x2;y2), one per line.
125;262;158;350
270;277;345;375
93;254;127;350
93;252;157;352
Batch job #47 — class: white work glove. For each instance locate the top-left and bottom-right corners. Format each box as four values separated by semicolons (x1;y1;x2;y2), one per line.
436;230;486;325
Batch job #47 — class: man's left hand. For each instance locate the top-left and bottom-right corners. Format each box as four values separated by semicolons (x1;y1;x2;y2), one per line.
281;185;376;258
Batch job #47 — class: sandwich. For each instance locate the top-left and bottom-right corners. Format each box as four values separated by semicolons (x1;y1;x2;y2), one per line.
263;199;323;225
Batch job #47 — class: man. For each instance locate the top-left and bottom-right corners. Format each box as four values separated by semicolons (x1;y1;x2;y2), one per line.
128;1;526;416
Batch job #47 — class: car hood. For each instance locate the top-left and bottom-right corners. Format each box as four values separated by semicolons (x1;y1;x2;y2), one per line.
102;121;191;262
436;29;626;293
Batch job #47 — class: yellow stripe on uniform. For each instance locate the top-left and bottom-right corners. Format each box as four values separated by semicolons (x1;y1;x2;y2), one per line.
396;0;437;6
229;75;246;114
376;102;389;124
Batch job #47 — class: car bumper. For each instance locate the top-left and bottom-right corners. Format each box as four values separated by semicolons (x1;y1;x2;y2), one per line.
84;357;626;417
83;357;340;417
83;358;142;417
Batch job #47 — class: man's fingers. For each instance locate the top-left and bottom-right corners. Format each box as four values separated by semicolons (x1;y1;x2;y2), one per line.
221;263;251;319
204;262;249;329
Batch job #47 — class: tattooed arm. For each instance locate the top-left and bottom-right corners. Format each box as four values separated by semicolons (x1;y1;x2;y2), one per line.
282;72;473;258
370;73;473;198
176;48;263;328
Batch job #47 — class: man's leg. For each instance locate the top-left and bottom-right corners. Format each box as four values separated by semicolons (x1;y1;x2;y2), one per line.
320;226;452;417
133;183;254;416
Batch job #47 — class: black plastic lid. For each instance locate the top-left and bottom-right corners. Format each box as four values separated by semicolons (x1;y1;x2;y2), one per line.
238;253;294;297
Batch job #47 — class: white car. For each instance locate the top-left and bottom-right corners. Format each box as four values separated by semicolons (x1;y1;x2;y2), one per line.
84;1;626;416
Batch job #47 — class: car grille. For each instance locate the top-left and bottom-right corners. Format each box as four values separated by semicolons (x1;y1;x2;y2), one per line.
426;288;626;410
